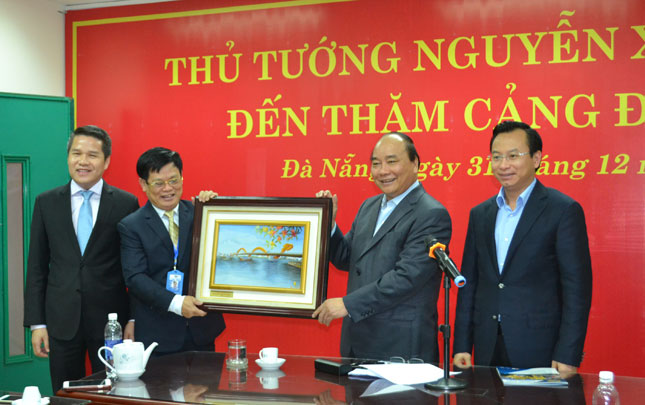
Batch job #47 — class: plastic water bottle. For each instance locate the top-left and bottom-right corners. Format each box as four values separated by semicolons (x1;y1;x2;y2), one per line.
104;312;122;377
592;371;620;405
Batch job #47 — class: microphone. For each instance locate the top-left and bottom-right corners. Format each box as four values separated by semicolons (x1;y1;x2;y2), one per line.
424;237;466;288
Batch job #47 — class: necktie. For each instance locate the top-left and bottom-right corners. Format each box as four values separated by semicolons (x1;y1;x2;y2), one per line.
165;210;178;247
77;190;93;255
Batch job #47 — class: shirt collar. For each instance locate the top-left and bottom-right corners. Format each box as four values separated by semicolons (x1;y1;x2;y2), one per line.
381;181;420;209
151;202;179;219
496;178;537;210
71;179;103;196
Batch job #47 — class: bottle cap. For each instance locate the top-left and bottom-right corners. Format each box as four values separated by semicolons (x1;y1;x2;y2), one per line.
599;370;614;383
108;313;118;321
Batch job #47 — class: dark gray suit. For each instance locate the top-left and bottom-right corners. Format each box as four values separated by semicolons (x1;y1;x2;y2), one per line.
24;181;139;390
454;181;592;368
330;184;451;362
118;200;225;353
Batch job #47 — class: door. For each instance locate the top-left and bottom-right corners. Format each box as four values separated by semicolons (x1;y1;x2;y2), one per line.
0;92;73;395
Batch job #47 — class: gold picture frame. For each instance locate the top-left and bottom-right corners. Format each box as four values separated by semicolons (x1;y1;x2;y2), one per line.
188;197;332;317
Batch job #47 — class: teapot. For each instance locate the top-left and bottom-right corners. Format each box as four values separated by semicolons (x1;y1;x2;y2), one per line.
98;339;158;381
112;378;150;398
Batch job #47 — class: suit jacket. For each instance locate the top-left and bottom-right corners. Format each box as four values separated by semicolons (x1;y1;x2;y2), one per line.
118;200;225;353
24;182;139;340
453;180;592;368
330;185;451;362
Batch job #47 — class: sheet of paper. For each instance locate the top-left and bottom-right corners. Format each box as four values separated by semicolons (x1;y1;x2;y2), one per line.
349;363;445;385
360;379;415;397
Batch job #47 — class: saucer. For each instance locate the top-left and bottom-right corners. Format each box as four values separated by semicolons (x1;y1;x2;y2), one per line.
255;358;285;370
256;369;285;379
117;369;145;381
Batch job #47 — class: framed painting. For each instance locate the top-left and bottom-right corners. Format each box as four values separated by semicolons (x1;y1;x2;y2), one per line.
188;197;332;317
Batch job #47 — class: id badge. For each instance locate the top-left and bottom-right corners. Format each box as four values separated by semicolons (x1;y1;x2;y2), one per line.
166;269;184;294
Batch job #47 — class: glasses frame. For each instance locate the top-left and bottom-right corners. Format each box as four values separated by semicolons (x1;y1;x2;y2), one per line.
487;151;530;164
388;356;424;364
147;176;183;189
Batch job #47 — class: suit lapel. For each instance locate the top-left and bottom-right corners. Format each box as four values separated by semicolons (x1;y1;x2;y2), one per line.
143;201;175;254
350;197;380;261
58;184;82;257
85;182;114;255
483;198;500;279
502;181;548;276
177;200;193;267
357;186;422;260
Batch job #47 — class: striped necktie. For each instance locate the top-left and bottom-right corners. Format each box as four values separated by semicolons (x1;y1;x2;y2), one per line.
165;210;178;247
77;190;93;254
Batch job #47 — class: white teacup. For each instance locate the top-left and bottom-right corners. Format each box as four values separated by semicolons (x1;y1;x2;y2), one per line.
260;376;279;389
256;370;285;390
21;386;42;403
259;347;278;362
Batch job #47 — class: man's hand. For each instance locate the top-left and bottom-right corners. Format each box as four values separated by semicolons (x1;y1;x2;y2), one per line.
31;328;50;358
183;384;208;403
182;296;208;318
552;360;577;378
193;190;218;204
124;321;135;340
315;190;338;223
312;298;348;326
453;352;472;368
314;389;347;405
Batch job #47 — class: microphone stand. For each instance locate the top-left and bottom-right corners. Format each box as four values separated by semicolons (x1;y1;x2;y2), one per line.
425;269;467;391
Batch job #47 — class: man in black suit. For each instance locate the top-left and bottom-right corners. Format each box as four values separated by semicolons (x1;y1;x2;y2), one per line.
118;147;225;355
24;125;139;391
453;121;592;374
313;132;451;362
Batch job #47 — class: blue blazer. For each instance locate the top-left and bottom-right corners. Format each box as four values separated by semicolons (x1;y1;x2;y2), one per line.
331;185;451;363
453;181;592;368
118;200;225;352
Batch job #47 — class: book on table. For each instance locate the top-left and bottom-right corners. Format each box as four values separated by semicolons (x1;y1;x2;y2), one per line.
496;367;568;387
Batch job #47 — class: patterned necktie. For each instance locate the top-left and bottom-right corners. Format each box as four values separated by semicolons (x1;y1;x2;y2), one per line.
77;190;93;255
165;210;178;247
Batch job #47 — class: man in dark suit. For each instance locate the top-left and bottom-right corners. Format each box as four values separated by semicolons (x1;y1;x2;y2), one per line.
453;121;592;374
118;147;225;355
24;125;139;391
313;132;451;362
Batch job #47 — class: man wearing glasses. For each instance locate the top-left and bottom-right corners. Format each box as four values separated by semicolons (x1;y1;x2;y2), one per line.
118;147;225;355
453;121;592;375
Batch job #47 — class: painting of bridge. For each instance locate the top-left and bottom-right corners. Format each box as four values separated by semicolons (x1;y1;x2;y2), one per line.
210;223;307;292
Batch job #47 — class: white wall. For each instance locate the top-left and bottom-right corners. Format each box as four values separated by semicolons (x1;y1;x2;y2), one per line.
0;0;65;96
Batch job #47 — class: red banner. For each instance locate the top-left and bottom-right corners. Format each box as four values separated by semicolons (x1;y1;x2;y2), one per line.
66;0;645;377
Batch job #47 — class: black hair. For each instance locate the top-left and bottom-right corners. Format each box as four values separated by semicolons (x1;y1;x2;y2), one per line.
376;132;420;168
490;121;543;156
136;147;183;181
67;125;112;158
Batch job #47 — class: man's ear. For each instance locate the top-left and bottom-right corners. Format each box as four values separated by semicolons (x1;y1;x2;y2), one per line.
138;177;148;193
532;150;542;170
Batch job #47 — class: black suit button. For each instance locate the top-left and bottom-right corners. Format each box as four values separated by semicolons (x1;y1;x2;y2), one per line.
498;283;505;289
492;315;497;320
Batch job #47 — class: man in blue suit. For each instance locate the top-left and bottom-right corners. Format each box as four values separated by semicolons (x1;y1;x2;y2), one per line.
453;121;592;374
314;132;451;362
118;147;225;354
